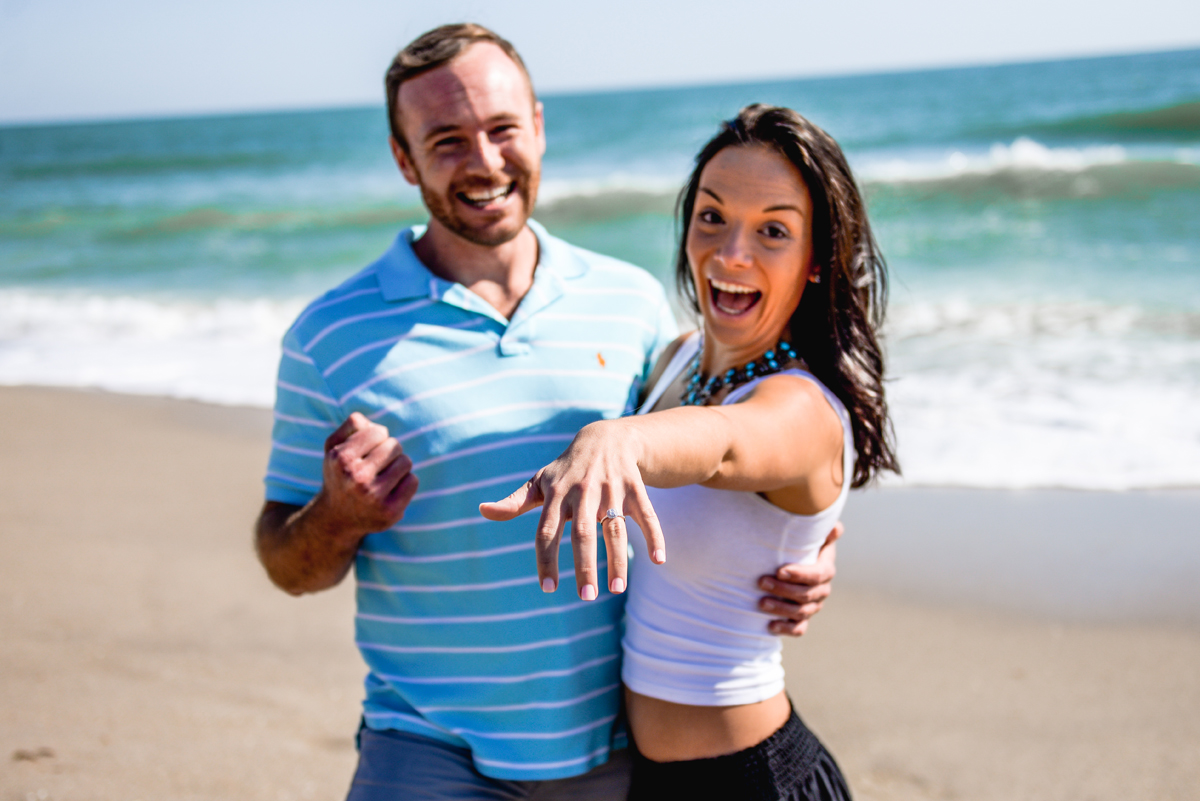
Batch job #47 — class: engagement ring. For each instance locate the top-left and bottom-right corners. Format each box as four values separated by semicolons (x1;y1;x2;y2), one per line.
605;508;624;520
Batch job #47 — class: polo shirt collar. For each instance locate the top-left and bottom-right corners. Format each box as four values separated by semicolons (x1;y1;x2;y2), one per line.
374;219;588;307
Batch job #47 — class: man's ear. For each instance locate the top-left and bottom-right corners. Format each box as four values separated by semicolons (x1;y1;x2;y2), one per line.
533;101;546;157
389;137;420;186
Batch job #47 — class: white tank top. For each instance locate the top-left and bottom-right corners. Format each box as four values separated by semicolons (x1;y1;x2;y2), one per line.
622;333;855;706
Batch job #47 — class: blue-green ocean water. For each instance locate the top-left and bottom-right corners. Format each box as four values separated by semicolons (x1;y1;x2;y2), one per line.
2;48;1198;488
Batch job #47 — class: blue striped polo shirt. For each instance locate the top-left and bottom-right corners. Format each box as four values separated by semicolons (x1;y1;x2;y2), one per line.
264;220;677;780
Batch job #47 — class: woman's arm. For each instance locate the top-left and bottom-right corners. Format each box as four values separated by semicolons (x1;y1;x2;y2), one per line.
479;372;844;600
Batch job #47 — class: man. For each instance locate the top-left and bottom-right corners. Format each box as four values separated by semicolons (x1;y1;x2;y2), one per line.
255;23;840;800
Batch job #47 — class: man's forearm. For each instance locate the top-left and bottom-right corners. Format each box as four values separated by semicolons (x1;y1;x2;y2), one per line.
256;414;419;595
255;497;365;595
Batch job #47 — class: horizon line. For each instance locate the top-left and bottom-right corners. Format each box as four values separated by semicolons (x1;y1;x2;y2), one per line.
2;42;1197;131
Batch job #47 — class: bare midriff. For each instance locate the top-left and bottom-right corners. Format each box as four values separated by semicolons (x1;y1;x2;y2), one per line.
625;687;791;762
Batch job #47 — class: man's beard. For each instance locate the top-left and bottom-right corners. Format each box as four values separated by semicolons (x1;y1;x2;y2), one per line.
418;168;540;248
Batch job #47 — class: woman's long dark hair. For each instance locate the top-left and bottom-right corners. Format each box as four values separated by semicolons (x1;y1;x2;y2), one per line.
676;104;899;487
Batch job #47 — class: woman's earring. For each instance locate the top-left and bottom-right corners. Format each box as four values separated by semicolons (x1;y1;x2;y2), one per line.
809;272;821;284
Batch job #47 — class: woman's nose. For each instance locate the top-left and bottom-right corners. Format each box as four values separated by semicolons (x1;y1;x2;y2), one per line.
714;226;752;268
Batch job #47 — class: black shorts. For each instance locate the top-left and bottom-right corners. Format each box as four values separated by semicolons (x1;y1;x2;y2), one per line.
628;706;852;801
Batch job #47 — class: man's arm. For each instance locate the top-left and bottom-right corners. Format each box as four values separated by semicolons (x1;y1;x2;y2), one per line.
758;523;841;636
256;412;419;595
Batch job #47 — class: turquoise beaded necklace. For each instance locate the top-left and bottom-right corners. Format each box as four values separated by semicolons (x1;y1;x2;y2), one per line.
680;337;800;406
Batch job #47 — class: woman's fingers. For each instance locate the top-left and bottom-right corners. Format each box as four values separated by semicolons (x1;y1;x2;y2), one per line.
534;497;565;593
570;491;600;601
601;508;629;594
479;478;546;521
626;483;666;565
480;449;649;601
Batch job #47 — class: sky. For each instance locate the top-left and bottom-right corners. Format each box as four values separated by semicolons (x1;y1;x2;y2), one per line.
0;0;1198;125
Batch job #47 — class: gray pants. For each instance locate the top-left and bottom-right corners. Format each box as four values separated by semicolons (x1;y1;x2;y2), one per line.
346;727;632;801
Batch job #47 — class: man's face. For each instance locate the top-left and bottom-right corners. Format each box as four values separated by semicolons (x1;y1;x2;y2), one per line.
392;43;545;247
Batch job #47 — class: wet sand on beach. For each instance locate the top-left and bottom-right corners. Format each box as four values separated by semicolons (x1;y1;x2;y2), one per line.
2;386;1198;800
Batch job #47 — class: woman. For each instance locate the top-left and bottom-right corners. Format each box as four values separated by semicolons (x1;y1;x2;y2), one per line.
482;105;898;799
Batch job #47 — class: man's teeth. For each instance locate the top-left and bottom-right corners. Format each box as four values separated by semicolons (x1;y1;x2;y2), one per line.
710;279;756;294
464;185;510;202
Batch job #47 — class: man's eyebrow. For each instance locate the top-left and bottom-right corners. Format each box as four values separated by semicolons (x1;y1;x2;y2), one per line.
422;124;461;142
422;113;522;144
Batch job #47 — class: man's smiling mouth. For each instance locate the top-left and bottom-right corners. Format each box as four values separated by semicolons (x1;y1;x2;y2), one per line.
709;278;762;315
458;182;516;209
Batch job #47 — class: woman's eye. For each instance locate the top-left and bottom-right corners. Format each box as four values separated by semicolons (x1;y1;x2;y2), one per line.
697;210;723;225
763;224;789;239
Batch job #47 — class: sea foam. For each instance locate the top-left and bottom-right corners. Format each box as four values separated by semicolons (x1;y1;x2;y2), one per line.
0;290;301;407
2;289;1196;490
884;298;1200;489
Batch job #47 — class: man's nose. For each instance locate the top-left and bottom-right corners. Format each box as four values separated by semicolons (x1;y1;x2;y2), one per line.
466;133;506;175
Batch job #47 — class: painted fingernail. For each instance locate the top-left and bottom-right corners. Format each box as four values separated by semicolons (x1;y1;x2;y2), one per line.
653;549;666;564
542;577;556;593
610;577;625;593
581;584;597;601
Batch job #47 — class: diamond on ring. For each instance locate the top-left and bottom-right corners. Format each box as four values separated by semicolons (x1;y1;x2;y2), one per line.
605;508;624;520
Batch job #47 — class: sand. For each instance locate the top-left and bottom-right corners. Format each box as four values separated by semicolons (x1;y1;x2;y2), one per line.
2;386;1198;800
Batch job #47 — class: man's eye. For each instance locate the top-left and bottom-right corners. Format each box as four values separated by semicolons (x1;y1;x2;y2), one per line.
433;137;463;149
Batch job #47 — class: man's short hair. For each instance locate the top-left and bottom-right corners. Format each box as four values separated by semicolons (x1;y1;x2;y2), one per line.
385;23;535;153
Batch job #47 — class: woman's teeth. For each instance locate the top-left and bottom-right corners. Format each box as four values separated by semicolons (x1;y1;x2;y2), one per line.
710;279;756;294
709;279;762;314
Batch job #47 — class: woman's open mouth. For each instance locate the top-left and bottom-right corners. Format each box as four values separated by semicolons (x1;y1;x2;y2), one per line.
457;182;517;209
709;278;762;315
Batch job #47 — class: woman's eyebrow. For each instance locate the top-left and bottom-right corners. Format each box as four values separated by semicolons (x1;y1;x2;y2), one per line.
763;203;806;215
699;187;723;203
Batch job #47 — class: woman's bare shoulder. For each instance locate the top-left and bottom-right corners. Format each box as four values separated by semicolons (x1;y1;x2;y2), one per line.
645;331;697;392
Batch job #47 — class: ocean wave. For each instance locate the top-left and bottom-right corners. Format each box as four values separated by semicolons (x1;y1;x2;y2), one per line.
883;298;1200;489
531;140;1200;208
537;190;676;225
884;371;1200;490
1032;99;1200;140
0;290;302;407
5;151;290;180
888;298;1200;342
1;203;426;240
113;204;424;239
859;138;1200;200
534;175;681;223
1;289;1198;489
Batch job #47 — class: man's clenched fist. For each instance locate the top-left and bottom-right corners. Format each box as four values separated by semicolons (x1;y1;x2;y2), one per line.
321;412;419;536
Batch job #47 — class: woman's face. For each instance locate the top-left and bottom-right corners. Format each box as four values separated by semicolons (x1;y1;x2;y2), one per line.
686;144;815;362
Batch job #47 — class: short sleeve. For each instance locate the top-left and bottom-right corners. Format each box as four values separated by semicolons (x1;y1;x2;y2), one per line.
263;327;344;505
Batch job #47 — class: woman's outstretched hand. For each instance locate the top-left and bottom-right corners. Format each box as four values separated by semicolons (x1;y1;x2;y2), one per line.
479;420;667;602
